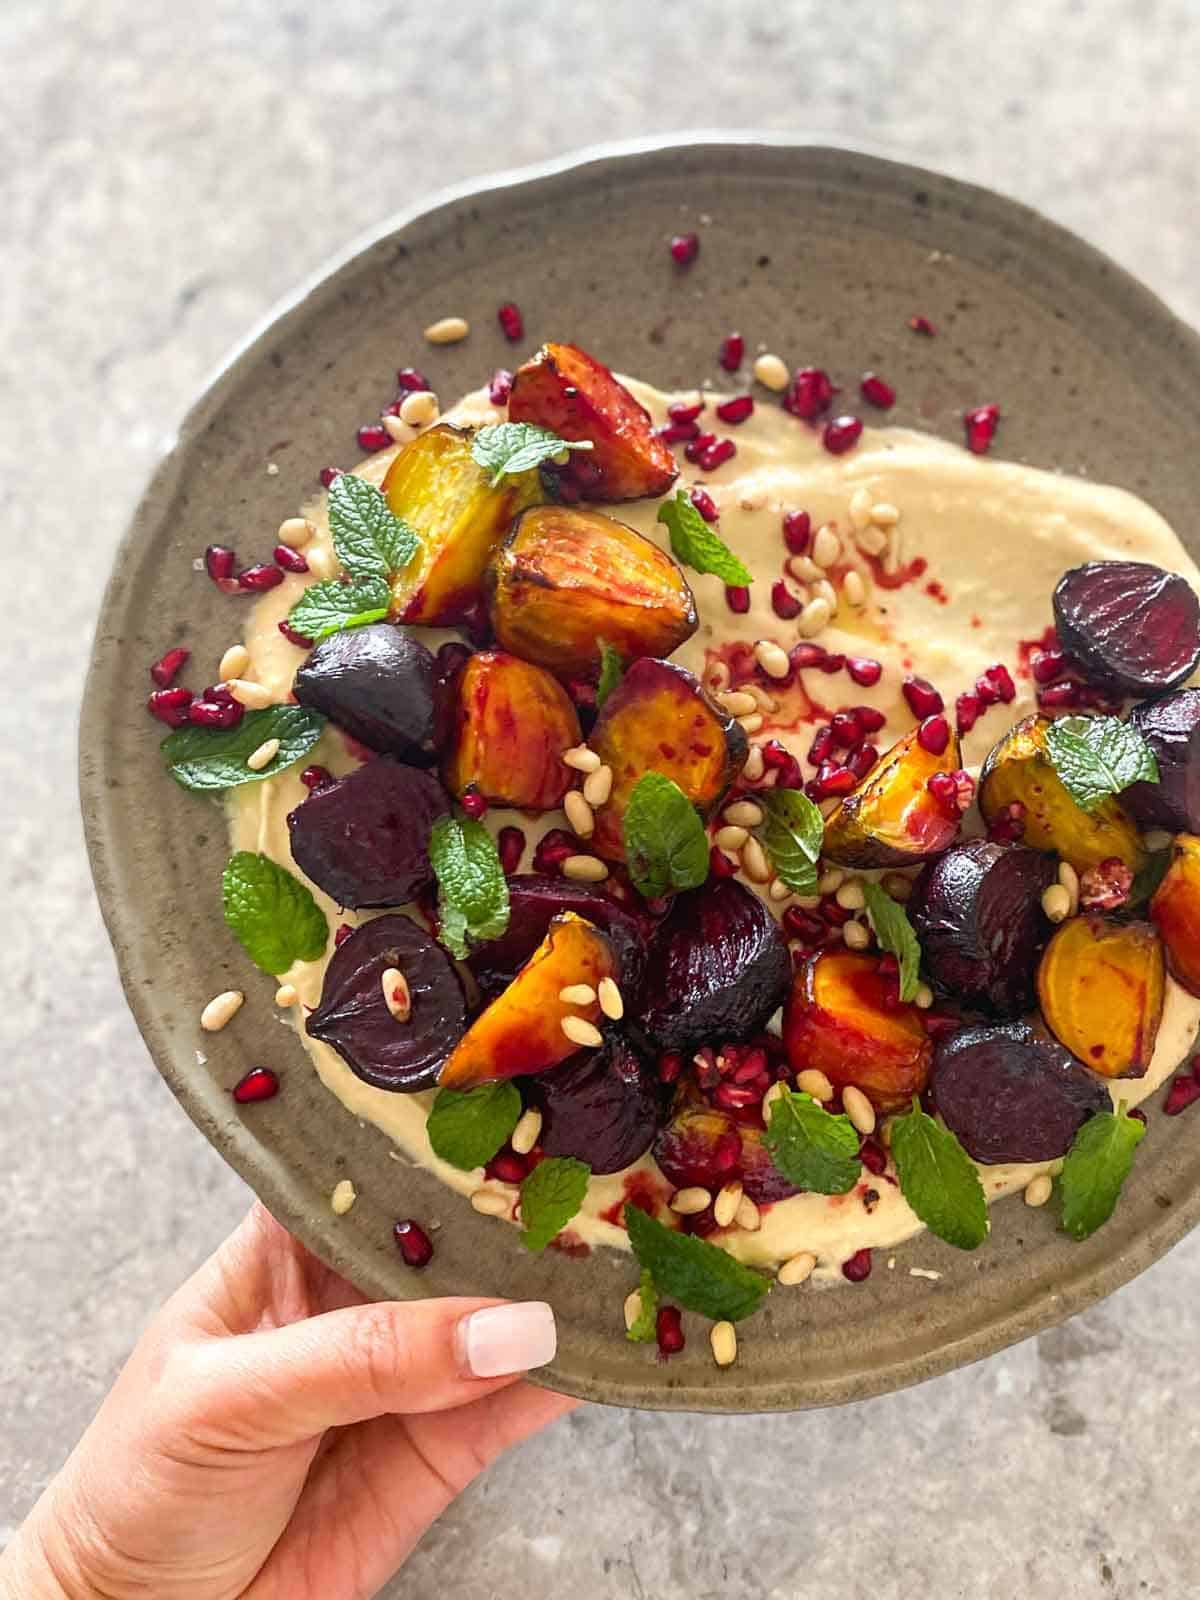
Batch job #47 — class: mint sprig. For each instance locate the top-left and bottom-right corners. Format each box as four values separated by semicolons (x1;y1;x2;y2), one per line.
429;815;510;959
656;489;753;586
596;641;624;709
626;1268;659;1343
1059;1104;1146;1240
890;1100;989;1250
763;1090;862;1194
622;772;710;900
327;472;420;579
755;789;824;895
1045;714;1158;813
162;705;326;792
862;881;922;1001
286;576;391;643
222;851;329;975
426;1081;522;1171
471;422;593;485
624;1203;769;1323
520;1156;590;1251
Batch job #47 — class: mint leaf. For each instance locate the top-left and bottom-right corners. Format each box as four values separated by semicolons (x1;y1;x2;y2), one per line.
656;489;753;586
862;881;922;1001
162;705;326;792
624;1203;769;1323
520;1156;590;1251
1045;714;1159;813
890;1101;989;1250
596;641;624;709
763;1090;861;1194
471;422;593;485
222;851;328;975
1128;848;1173;911
626;1268;658;1343
755;788;824;895
287;576;391;643
426;1081;522;1171
1059;1104;1146;1240
622;772;710;900
327;472;420;579
429;815;510;959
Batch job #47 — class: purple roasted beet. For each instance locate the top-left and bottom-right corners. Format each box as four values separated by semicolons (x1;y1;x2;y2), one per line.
933;1018;1109;1164
652;1088;799;1203
307;914;466;1091
634;878;791;1054
909;840;1057;1015
1123;688;1200;832
1053;561;1200;696
525;1037;664;1174
287;757;448;908
293;624;438;764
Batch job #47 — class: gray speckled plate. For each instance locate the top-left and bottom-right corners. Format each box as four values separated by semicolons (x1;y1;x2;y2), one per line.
80;137;1200;1412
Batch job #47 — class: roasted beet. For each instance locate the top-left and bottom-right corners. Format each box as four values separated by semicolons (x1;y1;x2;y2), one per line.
1151;833;1200;994
822;726;964;869
293;624;437;764
933;1019;1109;1164
1037;915;1164;1078
652;1087;798;1204
525;1037;663;1173
466;874;648;1003
909;841;1056;1014
443;651;581;810
634;878;791;1054
1053;561;1200;697
307;915;466;1092
287;757;447;909
1123;689;1200;832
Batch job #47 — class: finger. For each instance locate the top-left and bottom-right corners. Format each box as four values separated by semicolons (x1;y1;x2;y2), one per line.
183;1297;559;1448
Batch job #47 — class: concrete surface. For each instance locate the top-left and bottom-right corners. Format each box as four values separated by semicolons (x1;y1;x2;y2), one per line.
3;2;1200;1595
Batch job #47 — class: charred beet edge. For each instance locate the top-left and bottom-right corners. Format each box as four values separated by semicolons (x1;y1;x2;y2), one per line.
467;874;648;1004
307;915;467;1092
525;1038;665;1174
1053;560;1200;696
293;624;438;764
1123;689;1200;833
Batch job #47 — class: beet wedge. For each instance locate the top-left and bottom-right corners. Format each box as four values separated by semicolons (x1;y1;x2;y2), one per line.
822;726;964;868
1053;560;1200;697
443;650;581;811
1037;915;1164;1079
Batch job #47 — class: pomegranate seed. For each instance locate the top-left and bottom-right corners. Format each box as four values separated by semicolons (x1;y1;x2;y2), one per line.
771;579;803;620
714;1081;761;1110
1165;1075;1200;1116
917;715;951;755
955;692;982;734
777;753;805;789
977;663;1016;705
908;314;937;336
988;800;1027;844
817;653;846;675
710;844;739;879
700;438;736;471
1078;858;1133;912
1038;682;1081;709
497;826;525;875
830;710;864;748
334;923;354;947
964;403;1000;455
300;765;332;790
657;1051;683;1085
393;1218;434;1268
205;545;237;585
497;301;523;341
1030;649;1066;684
859;1138;887;1175
150;646;190;688
808;726;836;766
816;762;856;798
318;466;343;488
860;372;896;409
716;394;754;425
397;367;431;392
783;906;825;942
684;431;716;463
460;789;488;821
273;544;309;574
188;696;243;729
278;619;314;648
659;420;701;445
782;367;835;421
854;706;887;733
927;768;976;817
147;687;193;727
718;333;744;371
848;742;879;780
488;367;514;405
232;1067;279;1105
656;1305;685;1355
842;1247;873;1282
1129;1107;1148;1126
761;739;795;772
668;399;705;423
670;232;699;265
357;422;391;453
903;676;944;718
725;585;751;614
819;897;853;930
689;486;719;522
486;1149;528;1184
782;510;812;553
533;828;576;875
237;563;285;593
847;656;883;688
822;415;863;455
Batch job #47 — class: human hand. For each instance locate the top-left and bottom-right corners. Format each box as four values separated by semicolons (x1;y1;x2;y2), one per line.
1;1203;576;1600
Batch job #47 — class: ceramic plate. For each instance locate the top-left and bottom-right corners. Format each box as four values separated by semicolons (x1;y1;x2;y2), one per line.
80;137;1200;1411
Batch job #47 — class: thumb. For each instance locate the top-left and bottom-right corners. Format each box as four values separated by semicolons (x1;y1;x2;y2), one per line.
182;1296;559;1449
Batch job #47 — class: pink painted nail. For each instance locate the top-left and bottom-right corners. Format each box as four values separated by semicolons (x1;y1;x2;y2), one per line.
458;1302;557;1377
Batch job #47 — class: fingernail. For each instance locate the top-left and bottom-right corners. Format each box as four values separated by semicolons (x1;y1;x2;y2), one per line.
458;1301;557;1378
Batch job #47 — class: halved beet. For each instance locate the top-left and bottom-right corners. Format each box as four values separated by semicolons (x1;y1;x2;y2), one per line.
293;624;437;763
306;914;466;1091
1053;561;1200;696
933;1019;1108;1164
652;1086;799;1204
1123;688;1200;832
525;1037;664;1173
909;840;1056;1015
287;757;447;908
465;874;649;1003
634;878;791;1054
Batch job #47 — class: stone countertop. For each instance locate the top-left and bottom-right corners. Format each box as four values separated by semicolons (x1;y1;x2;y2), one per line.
3;2;1199;1595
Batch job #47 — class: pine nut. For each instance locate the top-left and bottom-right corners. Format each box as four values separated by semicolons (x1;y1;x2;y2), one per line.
914;982;934;1010
835;879;866;911
1042;883;1073;923
813;578;839;611
724;800;764;827
218;644;250;681
883;526;903;575
710;1320;738;1367
278;516;316;549
330;1179;357;1215
741;837;771;883
818;867;845;895
381;967;412;1022
227;678;273;710
564;790;595;838
563;746;601;773
735;1195;761;1231
706;660;733;693
558;983;597;1005
274;983;299;1007
595;976;623;1021
583;765;613;807
778;1250;817;1286
811;524;841;569
797;1068;834;1101
1057;860;1080;915
398;390;440;427
669;1186;712;1215
424;315;470;344
743;744;765;782
798;596;833;638
739;486;768;512
470;1188;510;1216
306;545;338;580
769;877;792;902
1024;1174;1053;1207
842;569;867;607
793;893;822;910
843;919;871;950
849;487;873;531
763;1081;787;1115
562;854;608;883
714;1180;744;1228
715;824;749;851
719;690;759;717
246;737;281;772
843;1085;877;1136
200;990;244;1032
882;872;913;902
623;1289;645;1331
382;414;413;444
871;501;900;526
745;684;779;712
511;1107;543;1155
753;352;790;391
856;525;888;556
753;639;792;680
787;554;822;584
739;713;765;735
561;1014;604;1048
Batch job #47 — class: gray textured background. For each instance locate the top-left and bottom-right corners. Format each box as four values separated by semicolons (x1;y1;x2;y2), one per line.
4;3;1200;1596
